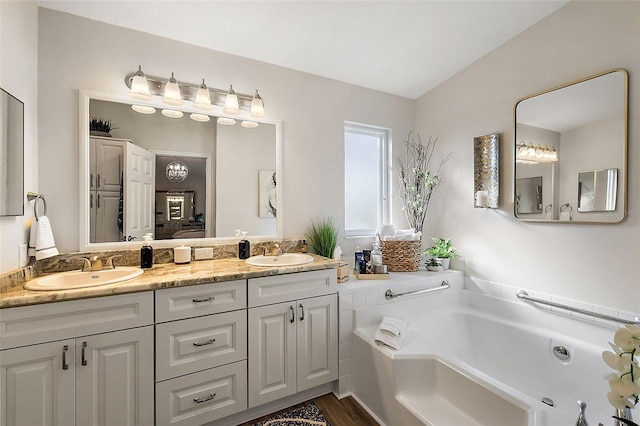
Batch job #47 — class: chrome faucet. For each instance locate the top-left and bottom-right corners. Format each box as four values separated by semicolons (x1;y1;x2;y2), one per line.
576;400;588;426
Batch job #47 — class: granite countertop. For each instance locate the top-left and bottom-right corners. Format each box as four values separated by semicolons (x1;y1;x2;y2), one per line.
0;255;338;308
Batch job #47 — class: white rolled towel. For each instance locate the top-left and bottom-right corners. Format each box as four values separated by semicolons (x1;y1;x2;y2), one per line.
379;316;408;337
33;216;59;260
374;316;409;350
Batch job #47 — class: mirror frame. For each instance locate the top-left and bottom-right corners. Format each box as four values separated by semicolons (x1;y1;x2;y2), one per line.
79;89;283;251
513;68;628;224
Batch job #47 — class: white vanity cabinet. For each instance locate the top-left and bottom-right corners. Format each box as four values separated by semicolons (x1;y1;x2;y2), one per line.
0;292;154;426
154;280;248;426
247;269;338;408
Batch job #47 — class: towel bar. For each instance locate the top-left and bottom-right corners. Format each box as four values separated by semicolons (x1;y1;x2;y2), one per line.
516;290;639;325
385;280;450;300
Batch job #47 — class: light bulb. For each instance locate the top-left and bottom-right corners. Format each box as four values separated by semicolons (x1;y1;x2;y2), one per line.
162;72;182;106
250;90;266;118
194;79;213;110
223;85;240;115
129;65;151;101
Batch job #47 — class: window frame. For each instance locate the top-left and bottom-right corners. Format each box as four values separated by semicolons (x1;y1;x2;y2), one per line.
344;121;392;238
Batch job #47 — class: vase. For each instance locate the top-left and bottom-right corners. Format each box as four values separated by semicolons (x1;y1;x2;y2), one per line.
437;258;450;270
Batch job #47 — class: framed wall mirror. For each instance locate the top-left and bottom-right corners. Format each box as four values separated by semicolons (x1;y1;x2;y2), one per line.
0;87;24;217
514;68;628;223
79;90;282;250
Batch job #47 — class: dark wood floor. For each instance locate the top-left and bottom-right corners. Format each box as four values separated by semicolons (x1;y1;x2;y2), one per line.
239;393;379;425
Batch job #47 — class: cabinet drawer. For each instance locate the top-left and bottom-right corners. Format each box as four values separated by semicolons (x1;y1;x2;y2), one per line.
156;310;247;381
248;269;337;307
0;292;153;350
155;280;246;322
155;360;247;426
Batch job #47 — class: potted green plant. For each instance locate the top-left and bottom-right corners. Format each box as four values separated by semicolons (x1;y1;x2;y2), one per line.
425;258;442;272
425;237;456;270
89;117;116;137
305;216;339;259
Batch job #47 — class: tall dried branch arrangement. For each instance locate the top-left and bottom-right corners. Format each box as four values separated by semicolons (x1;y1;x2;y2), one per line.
393;132;452;233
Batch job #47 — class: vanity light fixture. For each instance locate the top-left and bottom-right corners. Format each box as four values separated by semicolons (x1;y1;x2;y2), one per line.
124;67;267;127
190;113;210;122
223;85;240;115
161;109;183;119
131;104;156;115
250;90;266;118
128;66;151;100
217;117;236;126
162;72;182;106
193;79;213;110
516;141;558;164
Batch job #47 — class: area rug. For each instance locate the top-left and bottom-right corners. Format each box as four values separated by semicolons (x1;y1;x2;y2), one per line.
252;402;330;426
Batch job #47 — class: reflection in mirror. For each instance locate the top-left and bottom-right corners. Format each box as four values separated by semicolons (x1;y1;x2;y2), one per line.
578;169;617;212
515;176;542;214
514;69;627;223
80;91;281;250
0;88;24;216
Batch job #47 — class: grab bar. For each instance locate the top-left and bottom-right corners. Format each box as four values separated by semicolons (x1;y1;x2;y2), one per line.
516;290;640;325
385;280;450;300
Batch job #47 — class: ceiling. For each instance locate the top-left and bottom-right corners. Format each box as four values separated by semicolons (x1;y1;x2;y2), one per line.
35;0;568;99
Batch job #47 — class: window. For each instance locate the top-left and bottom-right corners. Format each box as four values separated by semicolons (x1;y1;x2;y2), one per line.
344;122;391;237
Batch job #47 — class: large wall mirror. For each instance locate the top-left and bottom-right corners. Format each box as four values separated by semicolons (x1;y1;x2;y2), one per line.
514;68;628;223
79;90;282;250
0;88;24;216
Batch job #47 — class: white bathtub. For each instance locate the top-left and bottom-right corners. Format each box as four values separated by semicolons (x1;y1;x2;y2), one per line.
352;288;615;426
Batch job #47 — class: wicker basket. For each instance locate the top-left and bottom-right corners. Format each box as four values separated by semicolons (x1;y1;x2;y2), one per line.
380;239;422;272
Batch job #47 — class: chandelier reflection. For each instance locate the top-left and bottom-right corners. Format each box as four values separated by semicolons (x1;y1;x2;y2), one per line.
166;160;188;182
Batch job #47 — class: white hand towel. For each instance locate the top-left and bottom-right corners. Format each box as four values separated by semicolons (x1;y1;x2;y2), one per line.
374;329;404;351
379;316;408;337
560;211;571;221
33;216;59;260
28;220;37;257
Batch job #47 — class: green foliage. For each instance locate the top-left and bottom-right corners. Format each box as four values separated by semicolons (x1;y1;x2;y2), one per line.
89;117;116;133
425;237;456;259
305;217;339;259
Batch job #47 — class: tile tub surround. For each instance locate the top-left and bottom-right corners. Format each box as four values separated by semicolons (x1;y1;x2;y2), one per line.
336;269;464;397
0;253;336;308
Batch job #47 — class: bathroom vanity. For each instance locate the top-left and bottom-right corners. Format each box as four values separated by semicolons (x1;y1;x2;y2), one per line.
0;259;338;426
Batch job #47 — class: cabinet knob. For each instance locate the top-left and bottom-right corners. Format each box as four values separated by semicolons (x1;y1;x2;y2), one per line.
299;303;305;321
289;305;295;323
193;393;216;404
193;339;216;347
62;345;69;370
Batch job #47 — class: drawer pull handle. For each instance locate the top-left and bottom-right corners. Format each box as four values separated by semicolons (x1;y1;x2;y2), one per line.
193;339;216;347
62;345;69;370
194;393;216;404
81;341;88;366
289;305;295;323
299;303;304;321
192;296;215;303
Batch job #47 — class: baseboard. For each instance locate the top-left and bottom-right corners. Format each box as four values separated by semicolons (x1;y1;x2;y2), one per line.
210;382;334;426
350;392;388;426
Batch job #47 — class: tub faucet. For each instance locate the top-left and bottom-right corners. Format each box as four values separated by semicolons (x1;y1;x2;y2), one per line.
576;400;588;426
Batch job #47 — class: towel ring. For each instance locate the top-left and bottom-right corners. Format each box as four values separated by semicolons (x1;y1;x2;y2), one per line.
560;203;572;213
26;192;47;221
544;204;552;213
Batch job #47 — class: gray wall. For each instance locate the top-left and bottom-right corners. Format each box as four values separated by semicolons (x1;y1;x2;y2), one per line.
414;0;640;311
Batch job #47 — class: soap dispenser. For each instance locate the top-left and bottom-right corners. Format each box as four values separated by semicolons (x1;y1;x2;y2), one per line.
238;231;251;260
140;233;154;269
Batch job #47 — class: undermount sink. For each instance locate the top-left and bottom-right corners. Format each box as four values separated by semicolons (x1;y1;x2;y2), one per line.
246;253;314;267
24;267;144;291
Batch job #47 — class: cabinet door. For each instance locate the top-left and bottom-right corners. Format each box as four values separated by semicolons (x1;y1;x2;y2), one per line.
76;326;154;426
296;294;339;391
1;340;75;426
248;302;296;408
94;191;122;243
94;138;124;192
